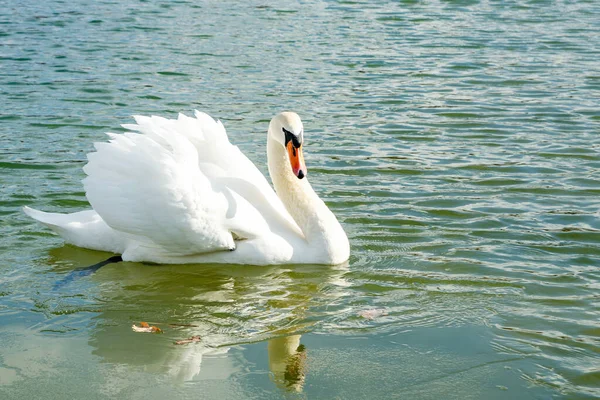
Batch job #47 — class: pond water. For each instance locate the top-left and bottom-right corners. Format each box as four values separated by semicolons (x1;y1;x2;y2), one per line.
1;0;599;398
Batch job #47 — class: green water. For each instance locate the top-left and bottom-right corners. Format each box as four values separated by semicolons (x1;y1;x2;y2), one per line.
1;0;599;398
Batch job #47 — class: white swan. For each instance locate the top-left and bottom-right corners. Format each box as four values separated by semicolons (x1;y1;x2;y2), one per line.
24;111;350;265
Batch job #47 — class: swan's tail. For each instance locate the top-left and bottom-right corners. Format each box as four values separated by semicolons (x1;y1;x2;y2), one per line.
24;206;75;233
23;206;125;254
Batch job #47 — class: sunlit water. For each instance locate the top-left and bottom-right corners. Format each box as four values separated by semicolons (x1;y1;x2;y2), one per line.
1;0;599;398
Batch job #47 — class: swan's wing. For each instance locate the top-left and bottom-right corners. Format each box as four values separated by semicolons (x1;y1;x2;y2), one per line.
83;112;301;257
122;112;302;238
83;126;237;255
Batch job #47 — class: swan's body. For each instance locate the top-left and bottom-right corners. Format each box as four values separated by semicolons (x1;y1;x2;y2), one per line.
24;111;349;265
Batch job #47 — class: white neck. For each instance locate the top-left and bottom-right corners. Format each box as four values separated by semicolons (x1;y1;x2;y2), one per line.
267;132;349;264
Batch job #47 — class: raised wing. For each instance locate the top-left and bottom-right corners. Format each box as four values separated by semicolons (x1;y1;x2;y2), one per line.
83;112;300;257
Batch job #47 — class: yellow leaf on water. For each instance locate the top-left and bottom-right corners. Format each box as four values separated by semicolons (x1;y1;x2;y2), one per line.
132;322;163;333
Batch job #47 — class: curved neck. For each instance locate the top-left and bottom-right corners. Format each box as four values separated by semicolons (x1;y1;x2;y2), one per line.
267;133;349;263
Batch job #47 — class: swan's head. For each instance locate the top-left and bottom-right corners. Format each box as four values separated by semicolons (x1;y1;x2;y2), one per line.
269;112;306;179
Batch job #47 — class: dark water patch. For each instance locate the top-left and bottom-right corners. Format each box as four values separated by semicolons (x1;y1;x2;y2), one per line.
78;88;112;94
156;71;189;76
48;199;90;208
0;115;22;121
0;161;59;170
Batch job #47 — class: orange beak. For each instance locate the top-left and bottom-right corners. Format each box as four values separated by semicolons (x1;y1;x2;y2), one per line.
286;141;306;179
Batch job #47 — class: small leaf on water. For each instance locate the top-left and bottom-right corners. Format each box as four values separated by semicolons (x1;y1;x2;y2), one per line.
174;335;201;345
357;309;388;320
132;322;163;333
150;326;162;333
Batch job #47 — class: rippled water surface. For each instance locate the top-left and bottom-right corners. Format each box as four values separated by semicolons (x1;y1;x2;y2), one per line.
1;0;599;398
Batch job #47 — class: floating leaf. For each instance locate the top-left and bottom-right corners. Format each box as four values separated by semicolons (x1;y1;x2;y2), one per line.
357;309;388;320
132;322;163;333
174;335;201;345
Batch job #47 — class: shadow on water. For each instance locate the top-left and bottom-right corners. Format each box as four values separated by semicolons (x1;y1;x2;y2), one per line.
44;245;349;390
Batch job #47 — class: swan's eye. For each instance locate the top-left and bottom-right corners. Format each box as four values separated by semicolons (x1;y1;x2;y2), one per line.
282;127;302;149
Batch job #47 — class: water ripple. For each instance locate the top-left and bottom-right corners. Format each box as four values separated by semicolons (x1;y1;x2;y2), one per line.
1;0;599;397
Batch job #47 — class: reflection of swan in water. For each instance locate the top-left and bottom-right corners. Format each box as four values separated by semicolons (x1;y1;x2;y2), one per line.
268;335;306;392
45;246;348;388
